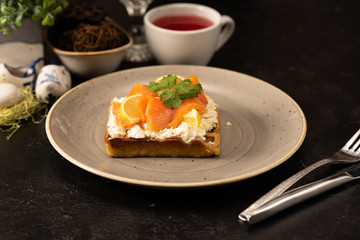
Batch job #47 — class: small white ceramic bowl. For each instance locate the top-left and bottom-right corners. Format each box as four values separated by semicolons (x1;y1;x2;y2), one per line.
45;19;133;78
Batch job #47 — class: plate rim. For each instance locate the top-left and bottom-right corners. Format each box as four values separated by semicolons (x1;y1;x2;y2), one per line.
45;65;307;188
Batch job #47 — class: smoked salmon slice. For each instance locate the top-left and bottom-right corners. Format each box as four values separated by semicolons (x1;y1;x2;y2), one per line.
127;84;158;97
113;76;208;131
138;95;150;123
145;96;174;132
166;97;206;129
188;75;208;104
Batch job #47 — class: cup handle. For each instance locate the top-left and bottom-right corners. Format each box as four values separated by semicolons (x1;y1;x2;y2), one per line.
215;15;235;51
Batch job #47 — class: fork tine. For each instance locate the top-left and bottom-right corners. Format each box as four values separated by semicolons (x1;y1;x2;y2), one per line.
353;138;360;153
343;129;360;150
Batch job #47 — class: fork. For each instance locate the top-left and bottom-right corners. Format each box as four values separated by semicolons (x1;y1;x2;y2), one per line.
239;128;360;223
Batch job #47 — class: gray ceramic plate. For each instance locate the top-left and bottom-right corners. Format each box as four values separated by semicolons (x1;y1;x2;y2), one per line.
46;65;306;188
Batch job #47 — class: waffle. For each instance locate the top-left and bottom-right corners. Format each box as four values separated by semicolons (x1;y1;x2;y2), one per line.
104;110;220;158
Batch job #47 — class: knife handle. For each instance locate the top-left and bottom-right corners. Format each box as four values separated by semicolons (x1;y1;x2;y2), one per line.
245;172;354;224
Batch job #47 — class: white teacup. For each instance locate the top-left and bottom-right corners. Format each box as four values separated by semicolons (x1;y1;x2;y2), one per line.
35;65;71;100
144;3;235;65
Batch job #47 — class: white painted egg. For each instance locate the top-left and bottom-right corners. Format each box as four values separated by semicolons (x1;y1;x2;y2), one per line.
35;65;71;100
0;83;21;108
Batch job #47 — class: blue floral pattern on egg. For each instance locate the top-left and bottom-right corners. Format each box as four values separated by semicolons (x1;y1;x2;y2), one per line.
39;69;61;86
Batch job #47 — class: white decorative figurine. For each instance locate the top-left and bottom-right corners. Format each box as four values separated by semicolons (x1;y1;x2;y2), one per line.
35;65;71;100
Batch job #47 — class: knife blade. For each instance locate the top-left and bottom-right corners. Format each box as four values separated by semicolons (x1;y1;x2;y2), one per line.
239;165;360;224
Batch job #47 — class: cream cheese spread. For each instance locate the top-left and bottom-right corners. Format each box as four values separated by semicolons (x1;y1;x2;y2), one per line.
107;95;218;144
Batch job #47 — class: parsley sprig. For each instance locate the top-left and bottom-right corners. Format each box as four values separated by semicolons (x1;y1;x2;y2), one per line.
148;75;203;109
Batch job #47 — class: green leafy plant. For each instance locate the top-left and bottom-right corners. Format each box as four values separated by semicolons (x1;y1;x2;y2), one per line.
0;0;68;34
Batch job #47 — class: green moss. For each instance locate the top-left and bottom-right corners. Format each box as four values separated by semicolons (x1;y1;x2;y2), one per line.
0;86;48;140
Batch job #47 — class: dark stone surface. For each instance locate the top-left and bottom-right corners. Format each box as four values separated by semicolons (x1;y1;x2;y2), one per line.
1;0;360;239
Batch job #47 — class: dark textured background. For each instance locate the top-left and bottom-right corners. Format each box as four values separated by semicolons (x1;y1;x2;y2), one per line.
1;0;359;239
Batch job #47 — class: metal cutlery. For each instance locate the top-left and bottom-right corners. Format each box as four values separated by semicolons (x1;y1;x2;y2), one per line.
243;164;360;223
239;128;360;223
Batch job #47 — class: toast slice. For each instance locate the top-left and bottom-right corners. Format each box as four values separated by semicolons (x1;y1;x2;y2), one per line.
104;111;220;158
104;74;220;158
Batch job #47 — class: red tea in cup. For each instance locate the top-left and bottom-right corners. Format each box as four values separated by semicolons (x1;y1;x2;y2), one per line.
144;3;235;65
152;15;213;31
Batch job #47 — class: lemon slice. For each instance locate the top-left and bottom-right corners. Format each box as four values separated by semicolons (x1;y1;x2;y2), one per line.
119;94;143;124
155;74;185;83
183;108;201;128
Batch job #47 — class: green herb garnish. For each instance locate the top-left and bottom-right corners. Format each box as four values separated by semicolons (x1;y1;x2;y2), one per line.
148;74;202;109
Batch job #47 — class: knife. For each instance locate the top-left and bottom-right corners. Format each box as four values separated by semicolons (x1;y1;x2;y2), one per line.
239;165;360;224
